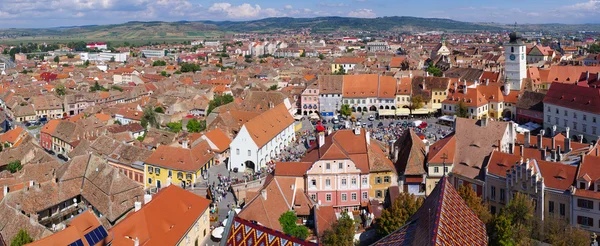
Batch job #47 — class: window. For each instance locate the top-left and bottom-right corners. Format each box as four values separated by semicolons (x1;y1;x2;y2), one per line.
434;167;439;173
375;177;382;184
155;168;160;175
594;117;597;123
326;194;332;201
338;163;343;169
148;167;153;174
444;167;448;173
547;106;550;112
325;179;331;187
560;203;565;216
578;198;594;209
547;116;551;123
311;179;316;187
584;114;587;121
579;182;587;189
341;178;347;186
341;193;347;201
578;216;594;227
384;176;391;183
351;178;357;186
376;190;383;198
491;186;496;200
564;110;568;116
362;177;368;185
236;149;240;155
549;201;555;214
573;122;578;130
325;163;331;170
148;178;152;184
311;194;316;201
500;188;505;202
556;109;559;114
564;119;568;127
491;206;496;215
574;112;578;119
168;170;172;177
593;127;597;135
583;124;587;133
248;150;251;156
362;192;368;200
351;193;357;200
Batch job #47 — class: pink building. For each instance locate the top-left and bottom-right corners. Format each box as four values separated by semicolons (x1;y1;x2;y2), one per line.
303;127;371;211
301;83;319;116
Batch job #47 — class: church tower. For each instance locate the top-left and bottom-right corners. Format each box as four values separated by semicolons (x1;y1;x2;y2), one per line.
504;27;526;91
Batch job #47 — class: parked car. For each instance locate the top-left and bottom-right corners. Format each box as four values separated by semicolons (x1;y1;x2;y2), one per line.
24;122;31;127
332;117;340;124
233;167;239;173
368;115;375;121
362;122;367;127
57;154;69;161
378;122;384;127
46;149;55;155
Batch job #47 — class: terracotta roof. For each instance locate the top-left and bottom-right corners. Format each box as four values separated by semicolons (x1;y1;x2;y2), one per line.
201;128;231;153
389;56;407;68
314;206;336;237
543;82;600;115
0;127;24;144
27;211;102;246
536;159;577;190
273;162;312;177
243;103;294;148
393;129;426;176
334;57;364;64
373;177;488;245
427;134;456;164
41;119;61;135
317;75;343;94
144;141;214;172
342;74;379;98
107;185;211;246
378;76;397;99
516;91;545;111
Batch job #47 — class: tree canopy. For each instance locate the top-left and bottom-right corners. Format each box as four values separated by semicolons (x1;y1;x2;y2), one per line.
186;119;206;133
409;94;425;111
458;185;491;224
53;56;60;63
166;121;182;133
340;104;352;117
7;160;22;173
141;106;158;129
426;64;443;77
55;84;66;96
456;101;469;118
488;192;536;246
11;228;33;246
321;212;355;246
376;192;424;237
179;62;201;73
90;82;108;92
152;60;167;66
207;94;234;115
154;106;164;113
278;211;309;240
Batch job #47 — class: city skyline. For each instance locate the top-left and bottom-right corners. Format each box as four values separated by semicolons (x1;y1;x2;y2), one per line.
0;0;599;28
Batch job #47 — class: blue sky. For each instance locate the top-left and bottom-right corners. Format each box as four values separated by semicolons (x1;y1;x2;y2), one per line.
0;0;598;28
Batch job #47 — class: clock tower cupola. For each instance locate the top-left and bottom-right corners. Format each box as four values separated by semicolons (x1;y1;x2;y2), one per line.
504;24;526;91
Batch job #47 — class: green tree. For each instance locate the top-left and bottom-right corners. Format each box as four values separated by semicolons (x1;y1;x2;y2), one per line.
426;64;443;77
55;84;66;96
111;85;123;92
376;192;424;237
588;43;600;54
179;62;201;73
186;119;206;133
7;160;22;173
90;82;108;92
489;213;514;246
152;60;167;66
160;71;169;77
154;107;165;113
268;85;278;91
166;121;182;133
300;51;306;57
278;211;309;240
499;192;535;245
332;68;346;75
110;56;116;62
340;104;352;117
53;56;59;63
542;216;588;246
458;184;491;224
321;212;355;246
456;101;469;118
84;60;90;67
11;229;33;246
318;53;325;60
141;107;158;128
409;94;425;112
114;120;122;125
207;94;234;115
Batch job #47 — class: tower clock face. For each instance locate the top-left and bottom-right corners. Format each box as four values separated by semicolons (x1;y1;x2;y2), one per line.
509;54;516;61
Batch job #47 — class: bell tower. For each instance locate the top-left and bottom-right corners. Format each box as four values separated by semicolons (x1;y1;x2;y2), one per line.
504;24;526;91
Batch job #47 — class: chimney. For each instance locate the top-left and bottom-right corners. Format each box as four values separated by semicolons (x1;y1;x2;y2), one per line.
524;131;531;148
586;71;590;81
134;201;142;212
551;136;556;150
519;145;524;156
497;139;501;151
509;143;514;154
486;78;490;86
463;80;468;94
409;72;413;78
537;130;545;150
541;148;547;160
565;127;572;153
557;145;562;154
354;125;361;135
134;238;140;246
29;213;38;225
261;189;267;200
182;139;189;149
3;186;7;196
144;194;152;204
318;132;325;148
29;181;34;187
552;125;557;137
366;131;371;146
551;149;556;161
578;134;584;143
481;117;488;127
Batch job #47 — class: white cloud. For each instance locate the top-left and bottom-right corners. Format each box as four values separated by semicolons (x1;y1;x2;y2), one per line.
348;9;376;18
208;3;283;19
319;3;348;7
284;4;293;10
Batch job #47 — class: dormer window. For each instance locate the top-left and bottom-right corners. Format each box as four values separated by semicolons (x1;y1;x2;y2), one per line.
579;181;587;189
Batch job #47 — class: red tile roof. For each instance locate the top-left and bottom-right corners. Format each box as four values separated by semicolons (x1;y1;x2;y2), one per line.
543;82;600;115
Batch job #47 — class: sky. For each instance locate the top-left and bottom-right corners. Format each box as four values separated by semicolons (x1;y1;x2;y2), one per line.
0;0;599;28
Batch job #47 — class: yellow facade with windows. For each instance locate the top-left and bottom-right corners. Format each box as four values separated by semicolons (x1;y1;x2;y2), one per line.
144;158;214;189
177;208;211;246
369;171;397;202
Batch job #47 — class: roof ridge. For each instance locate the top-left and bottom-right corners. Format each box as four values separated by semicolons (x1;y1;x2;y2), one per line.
430;177;447;244
274;177;292;210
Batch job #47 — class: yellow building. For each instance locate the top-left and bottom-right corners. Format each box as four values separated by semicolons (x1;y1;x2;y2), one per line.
107;185;212;246
144;141;215;189
368;144;398;202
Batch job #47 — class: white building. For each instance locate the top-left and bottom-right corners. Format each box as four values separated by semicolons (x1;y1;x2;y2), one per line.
228;103;295;172
204;40;221;47
142;49;166;58
81;52;129;62
543;82;600;143
366;42;389;52
504;31;527;91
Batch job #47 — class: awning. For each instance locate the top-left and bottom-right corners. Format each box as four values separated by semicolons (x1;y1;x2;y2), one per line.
412;109;430;115
378;109;395;116
395;108;410;116
309;113;320;120
212;227;225;239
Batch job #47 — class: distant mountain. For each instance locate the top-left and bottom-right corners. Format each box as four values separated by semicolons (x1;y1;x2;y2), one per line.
0;16;598;41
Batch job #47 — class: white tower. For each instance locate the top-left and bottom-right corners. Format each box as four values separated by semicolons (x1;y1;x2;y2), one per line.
504;30;526;91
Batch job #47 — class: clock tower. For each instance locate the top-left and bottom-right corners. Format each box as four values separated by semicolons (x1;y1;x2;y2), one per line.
504;29;526;91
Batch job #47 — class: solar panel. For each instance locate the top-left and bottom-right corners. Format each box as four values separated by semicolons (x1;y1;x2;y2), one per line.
84;226;108;246
68;239;84;246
